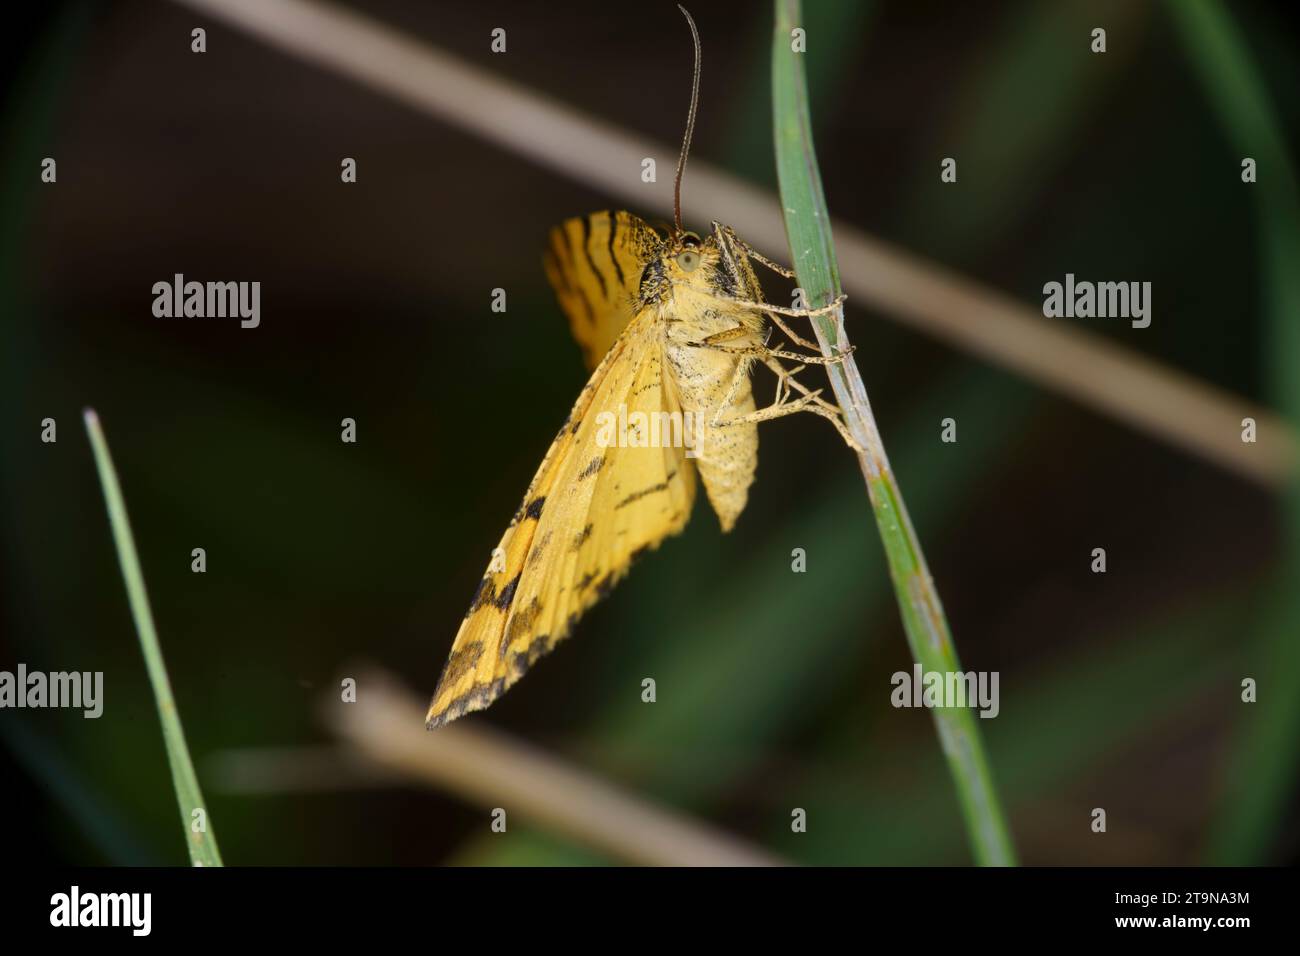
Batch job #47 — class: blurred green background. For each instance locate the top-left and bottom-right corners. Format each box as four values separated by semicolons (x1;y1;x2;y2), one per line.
2;0;1297;865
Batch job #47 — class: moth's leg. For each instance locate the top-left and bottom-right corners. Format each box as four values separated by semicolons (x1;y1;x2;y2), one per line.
704;348;785;429
758;355;842;417
695;326;798;358
711;353;753;425
753;337;808;406
679;315;851;367
758;355;862;451
709;222;845;351
688;339;851;367
698;335;764;429
694;291;850;353
714;223;797;279
764;311;825;353
774;363;807;406
711;388;860;451
706;359;809;429
701;326;752;346
708;293;848;320
744;246;797;280
706;354;861;452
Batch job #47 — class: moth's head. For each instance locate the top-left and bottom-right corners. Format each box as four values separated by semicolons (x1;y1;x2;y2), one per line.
663;229;718;283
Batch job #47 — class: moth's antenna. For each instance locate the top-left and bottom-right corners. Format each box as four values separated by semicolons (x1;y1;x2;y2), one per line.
673;4;701;237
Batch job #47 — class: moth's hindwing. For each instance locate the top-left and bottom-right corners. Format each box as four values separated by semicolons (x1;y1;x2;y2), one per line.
543;211;665;370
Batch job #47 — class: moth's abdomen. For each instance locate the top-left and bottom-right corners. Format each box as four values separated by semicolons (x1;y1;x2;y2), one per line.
695;389;758;533
666;339;759;533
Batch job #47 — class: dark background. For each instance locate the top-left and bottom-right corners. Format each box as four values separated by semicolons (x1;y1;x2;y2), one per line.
2;0;1298;865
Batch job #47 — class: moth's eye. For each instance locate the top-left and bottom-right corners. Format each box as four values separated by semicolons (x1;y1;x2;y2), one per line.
675;250;701;272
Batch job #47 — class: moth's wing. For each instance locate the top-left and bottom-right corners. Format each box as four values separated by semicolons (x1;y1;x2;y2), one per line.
426;310;696;728
544;211;664;370
512;323;697;664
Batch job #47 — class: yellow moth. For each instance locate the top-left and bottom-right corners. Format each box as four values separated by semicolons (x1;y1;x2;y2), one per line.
426;6;854;728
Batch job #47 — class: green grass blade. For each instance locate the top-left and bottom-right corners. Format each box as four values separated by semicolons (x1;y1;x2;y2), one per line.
83;408;224;866
771;0;1015;865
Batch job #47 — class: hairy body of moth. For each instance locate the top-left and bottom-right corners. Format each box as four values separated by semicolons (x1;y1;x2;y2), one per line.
658;226;766;532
